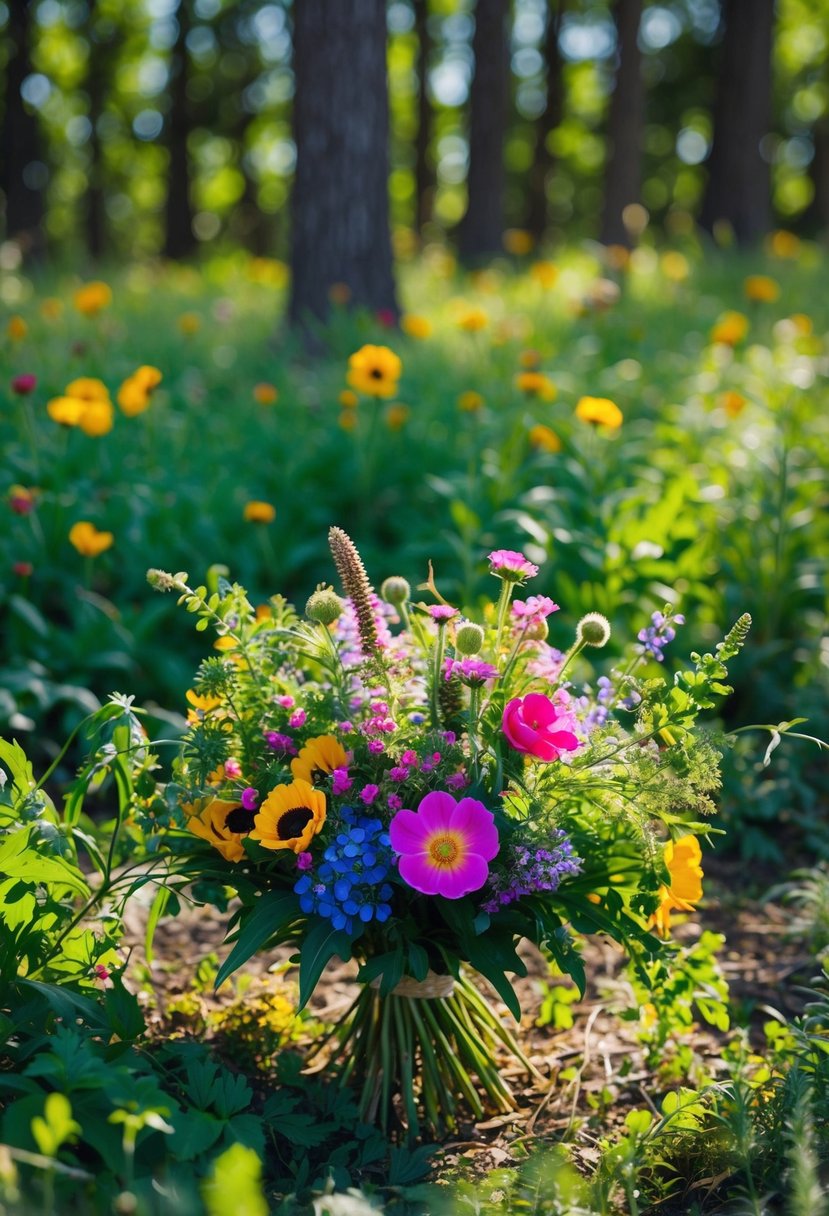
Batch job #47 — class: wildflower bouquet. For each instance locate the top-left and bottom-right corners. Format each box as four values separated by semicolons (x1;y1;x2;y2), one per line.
145;529;750;1138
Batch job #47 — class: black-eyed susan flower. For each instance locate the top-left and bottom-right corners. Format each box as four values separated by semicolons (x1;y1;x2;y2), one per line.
346;344;402;398
291;735;349;786
187;798;256;862
73;281;112;316
575;396;623;429
68;521;114;557
244;500;276;523
251;780;326;853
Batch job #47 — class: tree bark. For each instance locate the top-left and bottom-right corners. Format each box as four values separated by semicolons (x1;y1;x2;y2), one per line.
805;115;829;238
525;0;567;243
289;0;399;330
413;0;434;234
599;0;644;247
699;0;775;246
163;0;197;260
1;0;46;257
458;0;510;263
84;0;120;261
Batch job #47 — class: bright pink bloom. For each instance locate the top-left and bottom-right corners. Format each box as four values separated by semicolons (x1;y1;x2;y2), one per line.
224;758;242;779
428;604;458;621
11;373;37;395
512;595;559;620
332;767;353;795
296;851;313;871
502;693;581;761
241;786;258;810
288;709;306;728
487;549;539;582
389;790;499;899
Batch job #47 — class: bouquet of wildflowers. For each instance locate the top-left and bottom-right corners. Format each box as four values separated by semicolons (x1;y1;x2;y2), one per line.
145;528;749;1137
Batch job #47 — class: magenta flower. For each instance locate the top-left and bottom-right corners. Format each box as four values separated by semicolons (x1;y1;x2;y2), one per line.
359;783;380;805
445;657;500;686
241;786;258;810
11;373;37;395
512;595;559;620
296;851;313;871
288;709;306;728
487;549;539;583
428;604;459;621
502;693;581;762
389;790;499;899
332;767;353;795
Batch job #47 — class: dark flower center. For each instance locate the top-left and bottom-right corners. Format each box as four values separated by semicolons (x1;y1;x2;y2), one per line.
310;766;328;786
369;367;384;379
277;806;314;839
225;805;257;834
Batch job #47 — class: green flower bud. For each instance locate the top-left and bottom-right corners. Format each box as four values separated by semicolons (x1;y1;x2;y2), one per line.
524;617;549;642
306;585;344;625
455;620;485;655
381;576;411;606
576;612;611;647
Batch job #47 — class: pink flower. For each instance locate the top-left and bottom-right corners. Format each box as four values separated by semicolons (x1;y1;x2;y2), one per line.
428;604;459;621
488;549;539;583
277;695;295;709
387;794;403;811
224;758;242;779
296;851;313;871
445;771;468;790
512;595;559;620
11;373;37;395
368;739;385;754
359;784;379;805
502;693;581;762
332;767;353;795
288;709;306;728
241;786;258;810
389;790;499;899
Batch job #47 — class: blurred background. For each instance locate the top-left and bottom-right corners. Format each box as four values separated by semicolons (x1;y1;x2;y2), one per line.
2;0;827;269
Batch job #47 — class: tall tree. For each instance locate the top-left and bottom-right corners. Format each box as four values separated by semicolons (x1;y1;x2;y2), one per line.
289;0;398;330
700;0;775;245
525;0;567;243
458;0;510;263
599;0;644;247
1;0;45;257
163;0;197;260
84;1;122;260
413;0;434;234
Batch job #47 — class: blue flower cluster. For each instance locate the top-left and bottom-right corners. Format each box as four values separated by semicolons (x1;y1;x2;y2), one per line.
294;807;393;936
636;610;685;662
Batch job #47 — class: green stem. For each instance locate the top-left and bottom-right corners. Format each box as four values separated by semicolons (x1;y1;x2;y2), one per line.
493;580;514;657
429;622;447;730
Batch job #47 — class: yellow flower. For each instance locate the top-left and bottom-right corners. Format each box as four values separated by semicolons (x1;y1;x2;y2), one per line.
47;396;86;427
117;378;151;417
519;348;542;369
457;390;484;413
515;371;557;402
213;636;237;652
253;382;278;405
339;410;357;431
744;275;779;303
78;397;115;437
720;390;747;418
529;424;562;453
660;251;690;282
291;735;349;785
640;1002;658;1031
503;228;534;256
766;229;800;259
530;261;559;289
456;306;488;332
178;312;201;335
401;314;432;340
247;257;289;287
338;389;359;409
186;689;223;713
73;281;112;316
710;311;749;346
649;835;704;938
789;313;812;336
68;521;114;557
385;404;409;430
65;377;110;402
187;798;255;863
7;315;28;341
40;297;63;321
346;344;402;398
575;396;623;429
251;780;326;853
244;501;276;524
132;365;163;391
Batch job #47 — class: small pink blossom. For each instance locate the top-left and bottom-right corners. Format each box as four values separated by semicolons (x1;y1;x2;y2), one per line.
359;784;380;805
402;750;418;767
488;549;539;583
265;731;297;755
512;595;560;620
296;851;313;871
389;766;409;782
11;373;37;395
502;693;581;762
241;786;258;810
428;604;459;621
224;758;242;779
277;695;295;709
332;767;353;795
368;739;385;754
387;794;403;810
336;720;353;732
289;709;306;728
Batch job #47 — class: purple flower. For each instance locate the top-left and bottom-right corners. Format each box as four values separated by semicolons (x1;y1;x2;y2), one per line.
512;595;559;620
389;766;409;783
359;784;380;805
296;851;313;871
445;657;500;686
402;750;418;767
289;709;307;728
332;767;353;795
265;731;297;757
481;832;582;914
241;786;258;810
428;604;459;622
445;771;468;790
488;549;539;583
636;609;685;662
442;731;457;745
387;794;403;810
368;739;386;754
337;720;354;733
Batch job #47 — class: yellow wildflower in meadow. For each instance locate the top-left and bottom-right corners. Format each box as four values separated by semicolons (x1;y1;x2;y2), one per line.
77;397;115;437
503;228;534;256
649;835;704;938
744;275;780;303
530;261;559;289
339;411;357;431
253;382;279;405
385;404;410;431
660;251;690;282
69;521;114;557
456;306;488;332
73;281;112;316
338;389;359;409
401;314;432;339
457;391;484;413
40;298;63;320
720;391;747;418
529;424;562;453
7;316;28;341
515;371;557;402
243;501;276;524
766;230;801;259
710;311;749;346
65;378;109;402
117;367;162;417
575;396;623;429
346;345;402;398
47;396;86;427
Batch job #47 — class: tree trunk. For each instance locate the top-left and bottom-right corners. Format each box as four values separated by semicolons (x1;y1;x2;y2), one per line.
806;115;829;238
699;0;775;246
1;0;46;257
413;0;434;233
84;0;118;261
289;0;399;330
163;0;197;260
458;0;510;263
599;0;644;247
525;0;567;243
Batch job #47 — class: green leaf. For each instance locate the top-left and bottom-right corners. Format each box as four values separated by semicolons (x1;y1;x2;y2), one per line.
214;891;301;990
202;1144;268;1216
461;929;525;1020
145;885;171;965
297;920;352;1010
